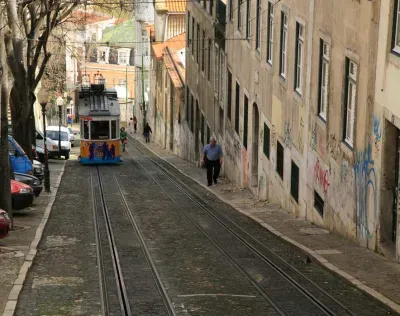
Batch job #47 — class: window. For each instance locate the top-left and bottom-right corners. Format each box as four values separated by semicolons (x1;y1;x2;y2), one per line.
291;161;299;203
186;86;190;120
393;0;400;53
294;23;304;93
246;0;251;40
118;51;128;65
227;71;232;121
219;107;224;136
229;0;233;21
190;95;194;132
318;40;330;120
267;2;274;64
201;114;205;145
196;23;200;64
208;38;212;81
235;82;240;133
192;17;195;56
243;95;249;149
263;123;270;158
202;30;205;72
83;121;89;139
187;12;191;47
209;0;214;15
343;59;357;147
238;0;242;31
256;0;261;50
111;120;117;139
90;121;109;140
314;191;324;217
280;12;288;78
276;141;284;179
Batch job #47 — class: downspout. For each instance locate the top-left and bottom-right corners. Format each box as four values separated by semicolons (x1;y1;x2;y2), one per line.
303;0;315;220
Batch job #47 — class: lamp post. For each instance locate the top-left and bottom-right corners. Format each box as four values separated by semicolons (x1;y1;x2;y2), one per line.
69;100;74;127
37;88;50;193
63;92;68;126
56;96;63;158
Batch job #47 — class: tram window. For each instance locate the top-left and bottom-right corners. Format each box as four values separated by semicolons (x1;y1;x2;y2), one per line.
91;121;110;140
83;121;89;139
111;121;117;139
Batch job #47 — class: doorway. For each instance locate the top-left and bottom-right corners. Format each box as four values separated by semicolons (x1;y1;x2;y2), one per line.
251;103;259;187
195;100;200;156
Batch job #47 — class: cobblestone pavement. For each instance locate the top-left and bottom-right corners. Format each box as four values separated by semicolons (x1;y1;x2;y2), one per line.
9;136;400;315
0;160;65;315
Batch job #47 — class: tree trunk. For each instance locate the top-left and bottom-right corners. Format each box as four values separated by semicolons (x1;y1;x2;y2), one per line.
10;85;33;160
0;9;12;220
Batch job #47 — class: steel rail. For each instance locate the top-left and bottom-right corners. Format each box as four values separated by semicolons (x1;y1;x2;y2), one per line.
91;172;109;316
128;138;356;316
95;166;132;316
109;168;177;316
126;144;290;316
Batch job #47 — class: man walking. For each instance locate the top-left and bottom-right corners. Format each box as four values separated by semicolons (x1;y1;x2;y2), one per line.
202;137;223;186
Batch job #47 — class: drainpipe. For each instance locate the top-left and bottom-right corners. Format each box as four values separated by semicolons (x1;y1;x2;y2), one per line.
303;0;315;220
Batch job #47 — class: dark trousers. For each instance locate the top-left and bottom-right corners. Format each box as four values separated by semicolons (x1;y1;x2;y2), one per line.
206;159;220;184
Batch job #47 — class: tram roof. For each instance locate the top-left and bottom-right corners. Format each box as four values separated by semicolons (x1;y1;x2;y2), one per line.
78;84;120;117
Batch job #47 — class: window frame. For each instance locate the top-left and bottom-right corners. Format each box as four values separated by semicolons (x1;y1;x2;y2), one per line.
246;0;251;40
238;0;242;31
202;30;206;72
263;123;270;158
266;2;274;65
318;40;330;121
235;81;240;134
294;22;304;94
227;70;232;121
229;0;233;21
256;0;261;50
196;23;200;64
279;11;288;78
393;0;400;54
343;58;358;147
187;11;191;48
208;38;212;81
276;141;284;179
243;94;249;149
192;17;195;56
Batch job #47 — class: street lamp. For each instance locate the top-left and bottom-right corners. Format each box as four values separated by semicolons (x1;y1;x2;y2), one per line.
37;88;50;193
63;92;68;125
69;100;74;127
56;96;63;158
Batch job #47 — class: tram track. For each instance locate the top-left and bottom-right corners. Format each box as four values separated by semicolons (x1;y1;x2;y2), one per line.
126;138;364;316
92;165;176;316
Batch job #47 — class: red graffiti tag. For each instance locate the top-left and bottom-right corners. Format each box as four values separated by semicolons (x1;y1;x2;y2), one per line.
80;115;93;121
314;158;330;193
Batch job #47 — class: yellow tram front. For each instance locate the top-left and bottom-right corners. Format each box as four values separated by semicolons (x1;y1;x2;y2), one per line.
78;83;121;165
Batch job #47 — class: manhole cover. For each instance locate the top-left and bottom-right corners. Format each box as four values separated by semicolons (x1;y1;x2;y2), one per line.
299;227;330;235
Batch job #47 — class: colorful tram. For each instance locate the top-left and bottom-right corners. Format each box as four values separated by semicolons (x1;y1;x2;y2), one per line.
78;82;121;165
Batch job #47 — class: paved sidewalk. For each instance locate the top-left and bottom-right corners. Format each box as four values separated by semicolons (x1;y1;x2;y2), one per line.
129;133;400;313
0;160;66;316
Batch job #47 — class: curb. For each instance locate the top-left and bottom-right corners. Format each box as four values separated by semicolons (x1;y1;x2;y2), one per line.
2;162;66;316
132;136;400;314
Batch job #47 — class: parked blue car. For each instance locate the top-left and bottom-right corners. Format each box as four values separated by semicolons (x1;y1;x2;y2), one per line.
8;136;33;175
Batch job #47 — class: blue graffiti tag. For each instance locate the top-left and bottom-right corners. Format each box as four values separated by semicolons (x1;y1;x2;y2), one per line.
373;116;382;146
354;143;377;239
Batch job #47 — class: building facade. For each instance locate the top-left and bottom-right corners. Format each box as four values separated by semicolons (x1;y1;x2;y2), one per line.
221;0;380;251
375;0;400;260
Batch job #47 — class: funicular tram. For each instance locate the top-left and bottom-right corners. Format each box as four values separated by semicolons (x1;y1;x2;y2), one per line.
78;79;121;164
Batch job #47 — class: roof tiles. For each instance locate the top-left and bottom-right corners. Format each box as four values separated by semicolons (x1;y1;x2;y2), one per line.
165;0;186;13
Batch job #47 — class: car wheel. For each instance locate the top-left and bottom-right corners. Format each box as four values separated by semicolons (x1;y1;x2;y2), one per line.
65;153;70;160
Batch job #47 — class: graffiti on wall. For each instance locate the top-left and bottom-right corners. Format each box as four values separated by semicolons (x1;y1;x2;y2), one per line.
298;117;304;154
285;121;292;148
310;124;317;151
314;158;330;193
373;116;382;154
259;175;265;190
327;134;341;160
271;125;277;148
354;143;377;239
341;159;349;184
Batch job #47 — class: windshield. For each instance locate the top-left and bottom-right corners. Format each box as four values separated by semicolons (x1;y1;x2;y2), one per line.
8;138;26;155
68;128;73;134
47;131;69;141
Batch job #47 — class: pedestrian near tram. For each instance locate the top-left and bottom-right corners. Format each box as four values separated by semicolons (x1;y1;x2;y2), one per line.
120;127;127;152
143;123;152;143
201;136;223;186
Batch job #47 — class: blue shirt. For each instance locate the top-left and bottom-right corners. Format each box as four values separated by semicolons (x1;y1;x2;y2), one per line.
202;144;223;161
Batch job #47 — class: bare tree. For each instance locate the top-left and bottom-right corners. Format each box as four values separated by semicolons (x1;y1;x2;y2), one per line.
0;3;12;218
4;0;80;158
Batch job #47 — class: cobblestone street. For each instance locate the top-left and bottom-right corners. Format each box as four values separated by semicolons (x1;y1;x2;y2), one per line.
3;139;397;315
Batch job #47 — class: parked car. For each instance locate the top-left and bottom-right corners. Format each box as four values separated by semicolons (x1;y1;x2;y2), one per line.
35;145;47;163
8;135;33;175
11;180;34;210
68;127;75;147
32;160;44;181
32;145;39;160
35;129;59;159
14;172;42;197
46;126;71;160
0;209;10;240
